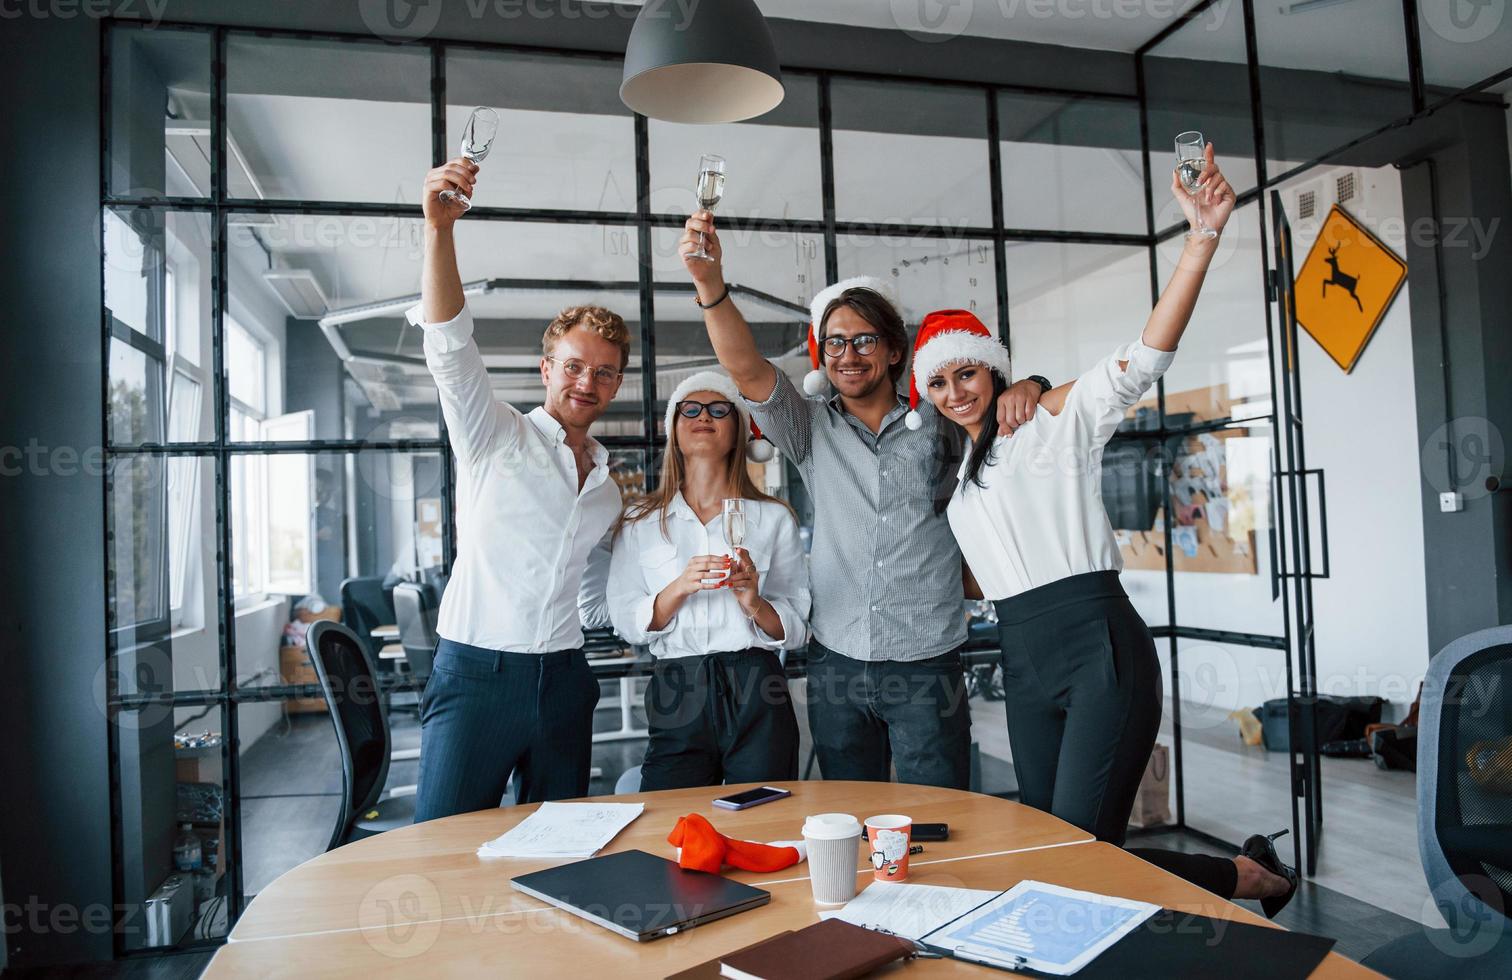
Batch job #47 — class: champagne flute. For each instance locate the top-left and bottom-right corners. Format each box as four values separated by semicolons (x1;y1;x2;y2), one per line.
722;498;746;589
689;154;726;261
1174;130;1217;240
440;106;500;213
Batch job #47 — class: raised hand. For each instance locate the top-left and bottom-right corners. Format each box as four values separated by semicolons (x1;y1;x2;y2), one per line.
679;210;726;295
1172;142;1235;237
423;157;478;229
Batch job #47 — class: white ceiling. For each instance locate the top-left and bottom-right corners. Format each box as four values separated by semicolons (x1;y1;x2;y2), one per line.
633;0;1210;53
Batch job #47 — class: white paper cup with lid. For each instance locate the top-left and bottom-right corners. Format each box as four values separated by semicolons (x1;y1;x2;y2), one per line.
802;813;863;905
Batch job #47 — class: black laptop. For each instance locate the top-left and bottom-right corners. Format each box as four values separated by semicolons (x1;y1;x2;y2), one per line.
509;849;771;942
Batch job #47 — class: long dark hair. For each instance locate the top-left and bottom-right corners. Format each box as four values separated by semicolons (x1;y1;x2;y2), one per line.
931;370;1008;516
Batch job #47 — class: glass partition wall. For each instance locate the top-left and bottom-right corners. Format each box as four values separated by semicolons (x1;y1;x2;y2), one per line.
100;1;1507;955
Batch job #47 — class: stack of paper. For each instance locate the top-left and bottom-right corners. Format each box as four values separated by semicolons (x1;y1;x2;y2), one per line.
478;801;645;859
824;881;1001;941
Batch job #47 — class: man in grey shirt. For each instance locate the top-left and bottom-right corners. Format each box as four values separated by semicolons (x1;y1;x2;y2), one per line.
679;211;1045;788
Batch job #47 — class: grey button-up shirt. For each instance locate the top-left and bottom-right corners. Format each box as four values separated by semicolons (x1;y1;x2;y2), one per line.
744;366;966;662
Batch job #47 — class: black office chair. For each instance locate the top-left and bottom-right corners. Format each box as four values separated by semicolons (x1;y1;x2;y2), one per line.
307;620;415;851
339;575;395;662
1362;625;1512;979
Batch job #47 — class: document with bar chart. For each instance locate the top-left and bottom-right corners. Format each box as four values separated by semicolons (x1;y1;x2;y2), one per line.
922;880;1159;976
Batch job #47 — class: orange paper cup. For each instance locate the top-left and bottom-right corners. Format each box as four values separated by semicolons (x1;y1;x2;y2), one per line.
864;814;912;882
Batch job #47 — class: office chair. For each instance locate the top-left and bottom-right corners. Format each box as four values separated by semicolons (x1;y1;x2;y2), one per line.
307;621;415;851
389;582;438;724
339;576;395;661
393;582;438;682
1362;625;1512;979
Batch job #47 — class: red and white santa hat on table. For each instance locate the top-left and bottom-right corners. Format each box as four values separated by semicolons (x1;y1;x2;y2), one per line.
664;369;775;462
904;309;1013;430
803;275;902;396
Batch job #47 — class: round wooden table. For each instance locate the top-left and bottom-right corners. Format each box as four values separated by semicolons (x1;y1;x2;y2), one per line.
205;781;1377;978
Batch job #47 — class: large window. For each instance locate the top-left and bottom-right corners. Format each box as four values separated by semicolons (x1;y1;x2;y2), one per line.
100;5;1485;955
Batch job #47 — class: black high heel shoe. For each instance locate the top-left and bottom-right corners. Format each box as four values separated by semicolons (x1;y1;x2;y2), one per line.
1241;829;1299;919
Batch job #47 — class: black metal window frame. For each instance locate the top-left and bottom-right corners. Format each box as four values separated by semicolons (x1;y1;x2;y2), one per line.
98;1;1506;954
1129;0;1509;867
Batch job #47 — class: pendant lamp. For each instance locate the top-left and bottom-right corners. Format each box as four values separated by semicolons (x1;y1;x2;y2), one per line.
620;0;785;124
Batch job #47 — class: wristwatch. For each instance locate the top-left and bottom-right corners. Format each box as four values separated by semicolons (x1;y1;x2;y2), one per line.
1026;375;1052;393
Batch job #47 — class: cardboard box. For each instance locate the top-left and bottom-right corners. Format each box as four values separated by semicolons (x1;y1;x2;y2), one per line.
279;644;327;714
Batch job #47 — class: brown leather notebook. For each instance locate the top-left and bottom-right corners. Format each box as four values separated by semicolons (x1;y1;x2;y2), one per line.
718;919;916;980
665;932;792;980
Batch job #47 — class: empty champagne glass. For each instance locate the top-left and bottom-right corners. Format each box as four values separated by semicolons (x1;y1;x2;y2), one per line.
689;153;726;261
440;106;499;212
1175;130;1217;240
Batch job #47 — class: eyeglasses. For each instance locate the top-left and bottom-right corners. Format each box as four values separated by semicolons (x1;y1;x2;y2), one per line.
820;333;881;357
545;354;621;386
676;399;735;420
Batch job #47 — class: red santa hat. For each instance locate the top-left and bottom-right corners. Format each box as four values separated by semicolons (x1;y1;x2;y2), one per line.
802;276;901;396
904;309;1012;430
665;369;774;462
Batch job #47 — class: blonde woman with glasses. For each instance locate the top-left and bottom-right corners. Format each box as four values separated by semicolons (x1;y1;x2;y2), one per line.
607;371;810;790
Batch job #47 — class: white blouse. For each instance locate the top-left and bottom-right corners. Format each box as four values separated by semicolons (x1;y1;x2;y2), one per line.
946;334;1176;601
608;494;811;659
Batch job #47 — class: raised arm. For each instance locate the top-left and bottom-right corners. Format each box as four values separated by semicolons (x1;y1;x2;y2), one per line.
679;211;778;402
1142;141;1234;352
412;157;522;464
1038;144;1235;419
421;158;476;323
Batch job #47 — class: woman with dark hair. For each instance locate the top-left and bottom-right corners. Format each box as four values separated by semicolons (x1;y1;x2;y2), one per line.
606;371;810;791
910;145;1298;917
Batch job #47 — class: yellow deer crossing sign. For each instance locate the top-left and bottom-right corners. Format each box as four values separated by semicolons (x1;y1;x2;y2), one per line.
1293;204;1408;373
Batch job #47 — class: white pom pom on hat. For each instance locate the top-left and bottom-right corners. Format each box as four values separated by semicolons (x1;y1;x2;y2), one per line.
803;276;900;396
746;436;775;463
903;310;1012;430
664;369;774;463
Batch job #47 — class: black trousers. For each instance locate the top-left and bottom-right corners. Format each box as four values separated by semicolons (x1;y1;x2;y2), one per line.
803;642;972;790
414;639;600;822
639;649;800;792
996;571;1238;900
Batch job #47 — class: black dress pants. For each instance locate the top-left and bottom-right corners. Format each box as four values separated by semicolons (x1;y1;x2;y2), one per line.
639;648;800;791
415;640;600;822
996;571;1238;900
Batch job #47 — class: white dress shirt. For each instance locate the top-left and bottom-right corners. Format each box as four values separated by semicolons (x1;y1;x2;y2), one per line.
408;302;622;653
946;334;1177;601
607;494;810;659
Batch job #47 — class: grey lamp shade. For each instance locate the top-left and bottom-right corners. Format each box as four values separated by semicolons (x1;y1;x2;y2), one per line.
620;0;785;124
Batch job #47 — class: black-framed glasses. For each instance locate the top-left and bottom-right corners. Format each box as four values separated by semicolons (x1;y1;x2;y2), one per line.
676;399;735;420
820;333;881;357
544;354;622;386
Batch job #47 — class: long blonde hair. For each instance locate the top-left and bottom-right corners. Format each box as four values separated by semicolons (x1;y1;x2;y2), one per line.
616;413;791;542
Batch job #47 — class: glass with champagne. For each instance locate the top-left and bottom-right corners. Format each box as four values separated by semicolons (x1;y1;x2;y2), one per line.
689;153;726;261
722;498;746;590
1174;130;1217;240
